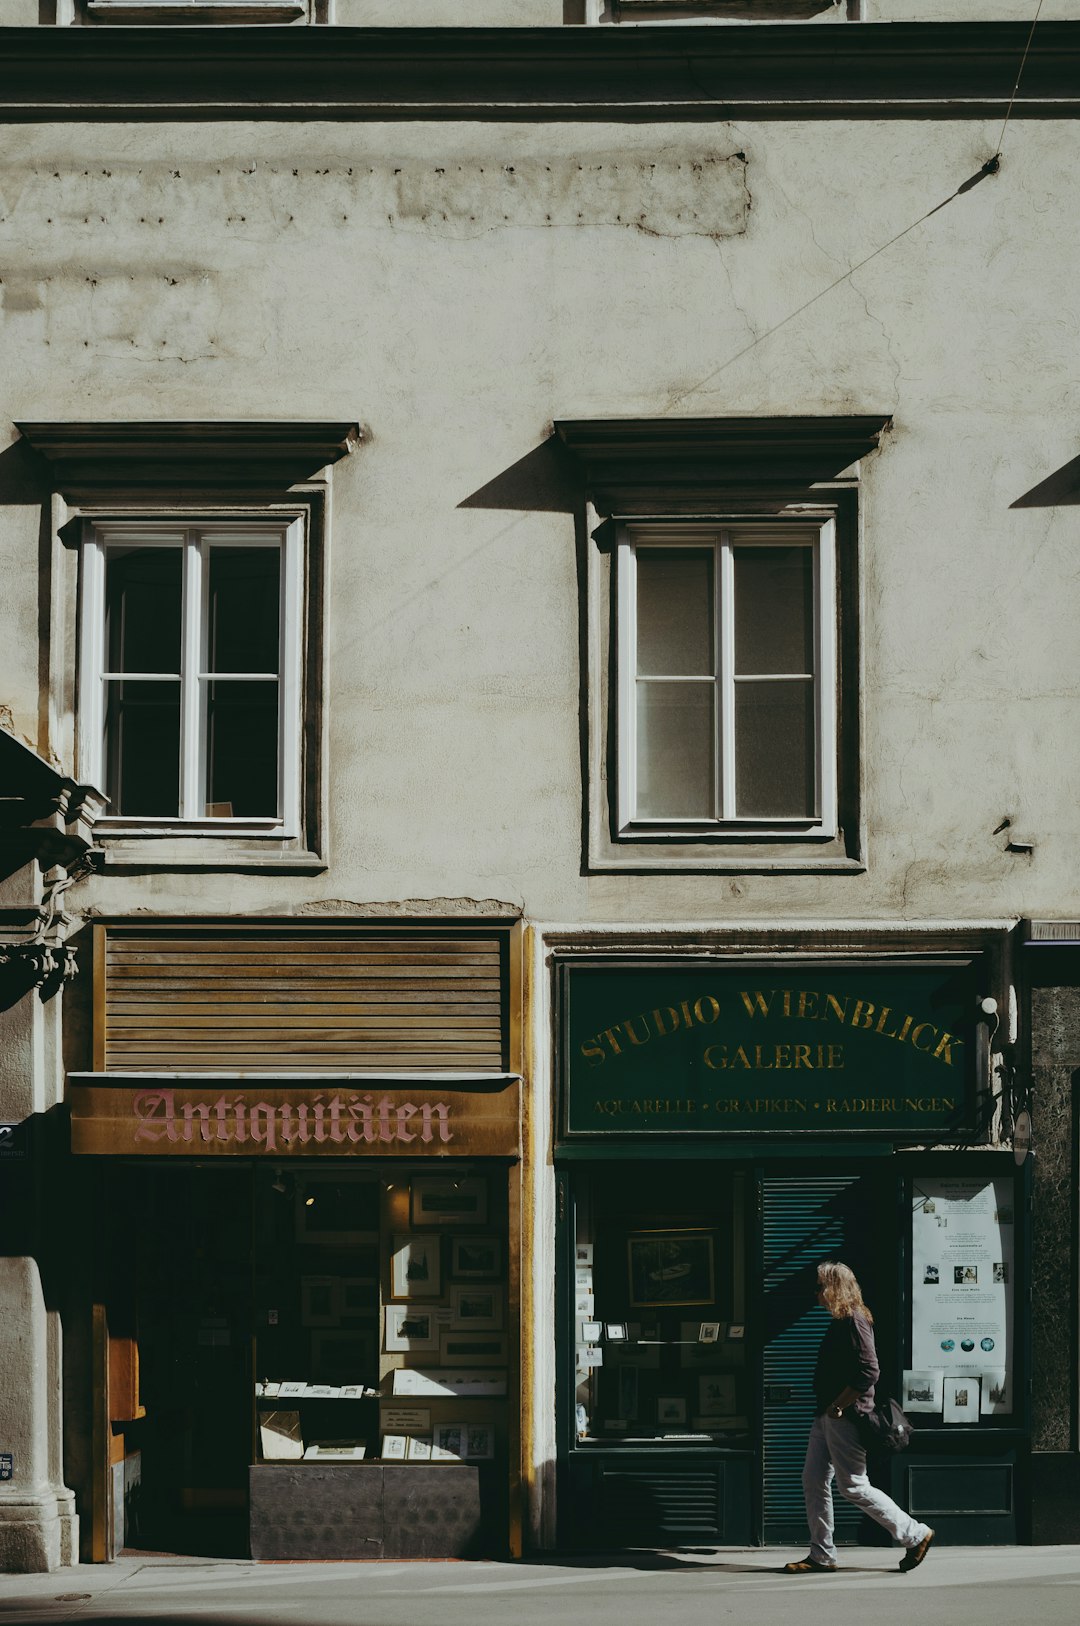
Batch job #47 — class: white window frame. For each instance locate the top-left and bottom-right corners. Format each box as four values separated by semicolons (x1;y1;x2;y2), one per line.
615;519;836;840
78;518;303;838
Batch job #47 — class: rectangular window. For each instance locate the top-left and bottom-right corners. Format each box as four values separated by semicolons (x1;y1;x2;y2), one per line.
616;521;836;838
79;520;302;835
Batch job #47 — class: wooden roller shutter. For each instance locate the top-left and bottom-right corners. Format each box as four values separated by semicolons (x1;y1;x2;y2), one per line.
96;926;509;1073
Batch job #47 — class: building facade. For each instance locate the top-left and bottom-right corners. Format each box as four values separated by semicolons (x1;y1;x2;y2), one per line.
2;0;1080;1572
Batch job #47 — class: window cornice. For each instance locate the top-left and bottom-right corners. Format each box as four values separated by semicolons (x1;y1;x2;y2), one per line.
15;421;361;503
554;415;892;514
3;24;1080;123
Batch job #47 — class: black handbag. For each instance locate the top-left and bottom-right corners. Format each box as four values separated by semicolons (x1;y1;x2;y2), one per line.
857;1396;913;1452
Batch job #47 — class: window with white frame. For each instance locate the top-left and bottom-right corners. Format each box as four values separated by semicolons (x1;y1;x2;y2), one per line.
78;520;303;834
616;520;836;838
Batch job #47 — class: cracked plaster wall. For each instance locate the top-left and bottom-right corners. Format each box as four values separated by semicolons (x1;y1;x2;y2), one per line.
2;119;1079;925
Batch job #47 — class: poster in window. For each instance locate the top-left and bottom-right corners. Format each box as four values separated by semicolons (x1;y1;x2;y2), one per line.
910;1177;1013;1404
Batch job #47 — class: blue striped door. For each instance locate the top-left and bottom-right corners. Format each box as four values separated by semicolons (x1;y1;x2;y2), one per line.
761;1176;865;1545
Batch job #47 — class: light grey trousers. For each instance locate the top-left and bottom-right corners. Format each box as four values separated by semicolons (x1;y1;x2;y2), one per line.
802;1413;931;1565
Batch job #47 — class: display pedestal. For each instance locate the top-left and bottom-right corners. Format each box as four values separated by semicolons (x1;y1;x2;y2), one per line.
249;1463;484;1559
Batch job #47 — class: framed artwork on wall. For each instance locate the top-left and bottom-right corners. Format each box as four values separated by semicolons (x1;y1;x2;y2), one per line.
295;1175;380;1246
390;1234;442;1299
451;1236;502;1278
627;1229;716;1308
449;1285;503;1330
411;1176;488;1227
384;1305;439;1353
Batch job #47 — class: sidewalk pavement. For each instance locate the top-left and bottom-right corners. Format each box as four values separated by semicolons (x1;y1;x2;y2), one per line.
1;1545;1079;1626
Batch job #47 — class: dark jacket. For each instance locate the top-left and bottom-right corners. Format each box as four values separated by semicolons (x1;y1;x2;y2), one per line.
813;1311;880;1415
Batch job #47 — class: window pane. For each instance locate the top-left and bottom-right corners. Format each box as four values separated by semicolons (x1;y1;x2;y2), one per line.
205;680;279;817
103;680;181;816
105;547;181;674
636;549;714;676
207;548;280;674
635;681;714;818
733;546;814;675
734;680;815;818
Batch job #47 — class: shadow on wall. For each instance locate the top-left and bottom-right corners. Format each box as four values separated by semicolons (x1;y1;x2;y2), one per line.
0;436;51;505
457;437;580;514
1011;454;1080;508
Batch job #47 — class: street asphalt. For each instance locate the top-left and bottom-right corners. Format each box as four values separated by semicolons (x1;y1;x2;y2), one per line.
1;1546;1078;1626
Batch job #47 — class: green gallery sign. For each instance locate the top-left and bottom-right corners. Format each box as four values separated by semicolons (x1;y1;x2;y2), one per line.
562;961;979;1137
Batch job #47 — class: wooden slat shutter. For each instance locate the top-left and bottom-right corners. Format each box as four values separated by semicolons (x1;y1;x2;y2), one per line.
99;927;508;1073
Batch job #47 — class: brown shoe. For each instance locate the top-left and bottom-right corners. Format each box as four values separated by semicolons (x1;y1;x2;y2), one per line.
898;1529;935;1572
782;1557;838;1573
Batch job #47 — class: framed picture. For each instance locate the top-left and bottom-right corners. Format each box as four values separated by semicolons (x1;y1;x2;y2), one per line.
433;1423;467;1461
465;1424;495;1460
311;1329;376;1385
627;1230;716;1308
295;1175;380;1246
450;1285;503;1330
411;1176;488;1227
981;1370;1011;1415
304;1442;367;1460
699;1322;721;1344
679;1320;723;1368
391;1234;443;1299
439;1330;507;1366
657;1396;687;1427
300;1275;339;1328
384;1305;439;1353
381;1434;408;1460
406;1434;433;1461
451;1236;502;1279
575;1243;594;1266
698;1373;737;1418
902;1370;944;1413
943;1376;980;1423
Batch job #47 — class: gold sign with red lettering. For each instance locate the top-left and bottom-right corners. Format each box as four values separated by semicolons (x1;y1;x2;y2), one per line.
68;1075;520;1158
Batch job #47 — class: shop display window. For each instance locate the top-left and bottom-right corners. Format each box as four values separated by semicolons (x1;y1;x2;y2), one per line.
253;1164;509;1466
568;1165;748;1444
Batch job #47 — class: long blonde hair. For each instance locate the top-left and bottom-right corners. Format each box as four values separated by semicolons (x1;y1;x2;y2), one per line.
818;1260;874;1323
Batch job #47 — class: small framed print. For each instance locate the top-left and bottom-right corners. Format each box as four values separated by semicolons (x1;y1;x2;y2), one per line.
698;1322;720;1344
698;1373;737;1418
580;1321;602;1343
943;1376;980;1423
981;1370;1011;1415
902;1370;944;1414
304;1442;367;1461
465;1424;495;1460
311;1329;376;1385
391;1234;442;1299
433;1423;467;1461
450;1285;503;1330
605;1323;628;1343
406;1434;433;1461
628;1229;716;1308
439;1330;508;1366
411;1176;487;1227
575;1243;594;1266
657;1396;688;1427
301;1276;339;1328
381;1434;408;1460
384;1305;439;1353
727;1324;745;1341
450;1236;502;1279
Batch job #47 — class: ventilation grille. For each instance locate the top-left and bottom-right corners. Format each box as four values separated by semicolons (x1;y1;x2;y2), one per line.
100;928;507;1073
600;1466;724;1539
761;1176;864;1543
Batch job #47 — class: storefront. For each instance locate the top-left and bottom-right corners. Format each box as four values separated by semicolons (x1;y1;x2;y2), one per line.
65;920;523;1562
553;946;1029;1551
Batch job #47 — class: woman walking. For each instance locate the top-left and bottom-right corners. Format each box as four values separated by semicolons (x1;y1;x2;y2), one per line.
784;1260;934;1575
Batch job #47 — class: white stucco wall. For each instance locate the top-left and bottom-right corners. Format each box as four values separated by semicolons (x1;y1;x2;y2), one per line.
3;115;1076;926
